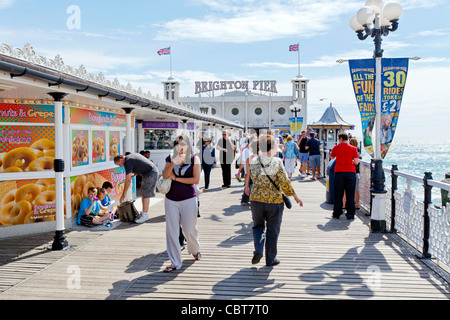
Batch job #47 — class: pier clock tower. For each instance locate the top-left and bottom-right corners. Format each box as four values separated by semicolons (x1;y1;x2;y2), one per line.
163;77;180;103
291;74;310;127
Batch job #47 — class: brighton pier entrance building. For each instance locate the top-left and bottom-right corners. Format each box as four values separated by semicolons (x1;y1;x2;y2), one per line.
163;74;310;136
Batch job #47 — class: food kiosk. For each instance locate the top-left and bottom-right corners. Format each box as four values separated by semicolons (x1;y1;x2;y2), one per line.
0;101;131;238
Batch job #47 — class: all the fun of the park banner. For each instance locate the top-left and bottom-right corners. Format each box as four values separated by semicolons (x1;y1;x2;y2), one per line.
348;58;409;159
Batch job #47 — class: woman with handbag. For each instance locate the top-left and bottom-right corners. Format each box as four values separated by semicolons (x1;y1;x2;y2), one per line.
162;135;202;272
283;134;299;179
246;133;303;267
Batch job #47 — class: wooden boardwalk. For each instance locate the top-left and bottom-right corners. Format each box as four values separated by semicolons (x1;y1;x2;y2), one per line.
0;167;449;300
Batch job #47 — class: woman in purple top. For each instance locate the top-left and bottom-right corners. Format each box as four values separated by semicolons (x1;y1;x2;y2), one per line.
162;135;201;272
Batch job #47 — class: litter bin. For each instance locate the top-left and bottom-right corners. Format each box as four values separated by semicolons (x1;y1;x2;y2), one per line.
326;159;336;204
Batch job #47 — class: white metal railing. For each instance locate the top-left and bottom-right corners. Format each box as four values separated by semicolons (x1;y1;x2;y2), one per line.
322;150;449;274
359;160;450;273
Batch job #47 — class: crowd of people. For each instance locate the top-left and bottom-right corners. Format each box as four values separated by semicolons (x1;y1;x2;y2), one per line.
77;129;360;273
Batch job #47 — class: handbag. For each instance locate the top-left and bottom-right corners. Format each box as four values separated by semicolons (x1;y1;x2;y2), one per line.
156;176;172;194
258;157;292;209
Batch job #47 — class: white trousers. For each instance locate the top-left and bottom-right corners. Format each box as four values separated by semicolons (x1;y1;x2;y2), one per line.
165;197;200;269
285;158;296;174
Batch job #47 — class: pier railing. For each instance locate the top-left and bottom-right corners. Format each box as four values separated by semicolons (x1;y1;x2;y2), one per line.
359;161;450;273
322;151;450;274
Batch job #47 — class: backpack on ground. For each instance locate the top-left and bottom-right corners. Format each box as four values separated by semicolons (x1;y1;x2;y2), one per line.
117;200;141;222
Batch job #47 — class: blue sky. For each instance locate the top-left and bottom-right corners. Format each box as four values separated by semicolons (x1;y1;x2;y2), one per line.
1;0;450;139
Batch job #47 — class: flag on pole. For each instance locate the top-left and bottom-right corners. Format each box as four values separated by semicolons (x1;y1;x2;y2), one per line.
157;47;171;56
289;43;299;52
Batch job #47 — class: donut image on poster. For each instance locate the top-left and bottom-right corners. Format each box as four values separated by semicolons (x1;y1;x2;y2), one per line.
0;125;56;172
0;179;61;226
72;130;89;167
92;131;106;163
109;131;120;161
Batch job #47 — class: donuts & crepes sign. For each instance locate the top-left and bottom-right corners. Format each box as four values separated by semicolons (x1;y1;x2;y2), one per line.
0;103;55;123
0;104;56;173
0;103;58;226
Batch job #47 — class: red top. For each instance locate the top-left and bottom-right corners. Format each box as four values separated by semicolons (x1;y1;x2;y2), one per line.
330;143;359;173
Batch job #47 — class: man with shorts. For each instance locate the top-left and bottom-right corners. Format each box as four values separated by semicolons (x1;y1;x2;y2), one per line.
305;132;321;180
297;130;309;178
114;153;159;223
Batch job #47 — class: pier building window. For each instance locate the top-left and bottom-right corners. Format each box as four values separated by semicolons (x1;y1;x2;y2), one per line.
231;108;239;116
255;107;263;116
277;107;286;115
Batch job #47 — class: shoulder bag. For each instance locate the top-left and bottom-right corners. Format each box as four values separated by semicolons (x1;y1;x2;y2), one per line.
258;157;292;209
156;176;172;194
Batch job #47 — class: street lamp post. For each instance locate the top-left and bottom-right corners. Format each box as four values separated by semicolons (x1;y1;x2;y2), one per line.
349;0;403;233
290;103;302;138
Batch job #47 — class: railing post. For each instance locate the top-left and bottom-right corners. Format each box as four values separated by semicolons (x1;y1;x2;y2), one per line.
370;159;387;233
389;164;398;233
420;172;433;259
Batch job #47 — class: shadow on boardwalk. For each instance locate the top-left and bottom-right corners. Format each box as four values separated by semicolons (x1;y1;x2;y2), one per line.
300;236;391;299
0;168;449;300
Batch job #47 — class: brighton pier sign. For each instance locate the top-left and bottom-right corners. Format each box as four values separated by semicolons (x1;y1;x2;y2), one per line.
195;80;278;95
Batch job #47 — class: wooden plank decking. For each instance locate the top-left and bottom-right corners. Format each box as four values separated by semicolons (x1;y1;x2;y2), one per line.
0;167;448;301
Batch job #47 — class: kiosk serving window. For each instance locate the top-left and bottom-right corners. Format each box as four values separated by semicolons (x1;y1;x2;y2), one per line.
142;121;179;150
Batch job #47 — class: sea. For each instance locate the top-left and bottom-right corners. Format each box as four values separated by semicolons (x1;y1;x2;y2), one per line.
360;137;450;205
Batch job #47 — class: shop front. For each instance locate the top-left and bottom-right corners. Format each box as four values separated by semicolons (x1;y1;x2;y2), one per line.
0;102;131;238
0;43;244;242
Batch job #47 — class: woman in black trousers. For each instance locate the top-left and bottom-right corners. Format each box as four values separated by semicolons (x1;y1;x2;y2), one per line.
201;137;216;190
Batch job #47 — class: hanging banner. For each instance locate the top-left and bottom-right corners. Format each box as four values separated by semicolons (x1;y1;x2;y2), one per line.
380;58;409;158
349;59;376;157
289;117;303;135
349;58;408;159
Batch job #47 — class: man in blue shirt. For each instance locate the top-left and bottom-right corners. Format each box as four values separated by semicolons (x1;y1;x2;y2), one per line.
305;132;322;180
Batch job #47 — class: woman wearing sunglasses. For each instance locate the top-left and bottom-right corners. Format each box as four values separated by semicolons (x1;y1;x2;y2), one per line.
162;135;201;272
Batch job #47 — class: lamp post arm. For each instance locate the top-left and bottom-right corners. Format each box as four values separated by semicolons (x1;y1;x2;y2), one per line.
356;30;370;40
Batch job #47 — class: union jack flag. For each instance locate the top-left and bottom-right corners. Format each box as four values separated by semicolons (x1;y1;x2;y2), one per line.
289;43;299;52
157;47;171;56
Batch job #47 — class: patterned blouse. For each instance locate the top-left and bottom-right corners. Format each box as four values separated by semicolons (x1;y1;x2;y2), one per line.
249;156;296;204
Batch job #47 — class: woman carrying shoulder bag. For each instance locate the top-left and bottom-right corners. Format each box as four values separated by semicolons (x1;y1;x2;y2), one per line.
162;135;201;272
246;133;303;267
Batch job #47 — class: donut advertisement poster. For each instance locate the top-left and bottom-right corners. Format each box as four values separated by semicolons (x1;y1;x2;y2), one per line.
72;129;89;167
109;131;120;161
0;178;59;226
92;130;106;163
0;125;56;173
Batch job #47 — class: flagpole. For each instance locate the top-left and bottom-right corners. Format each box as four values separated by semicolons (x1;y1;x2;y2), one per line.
298;43;300;76
170;46;173;78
